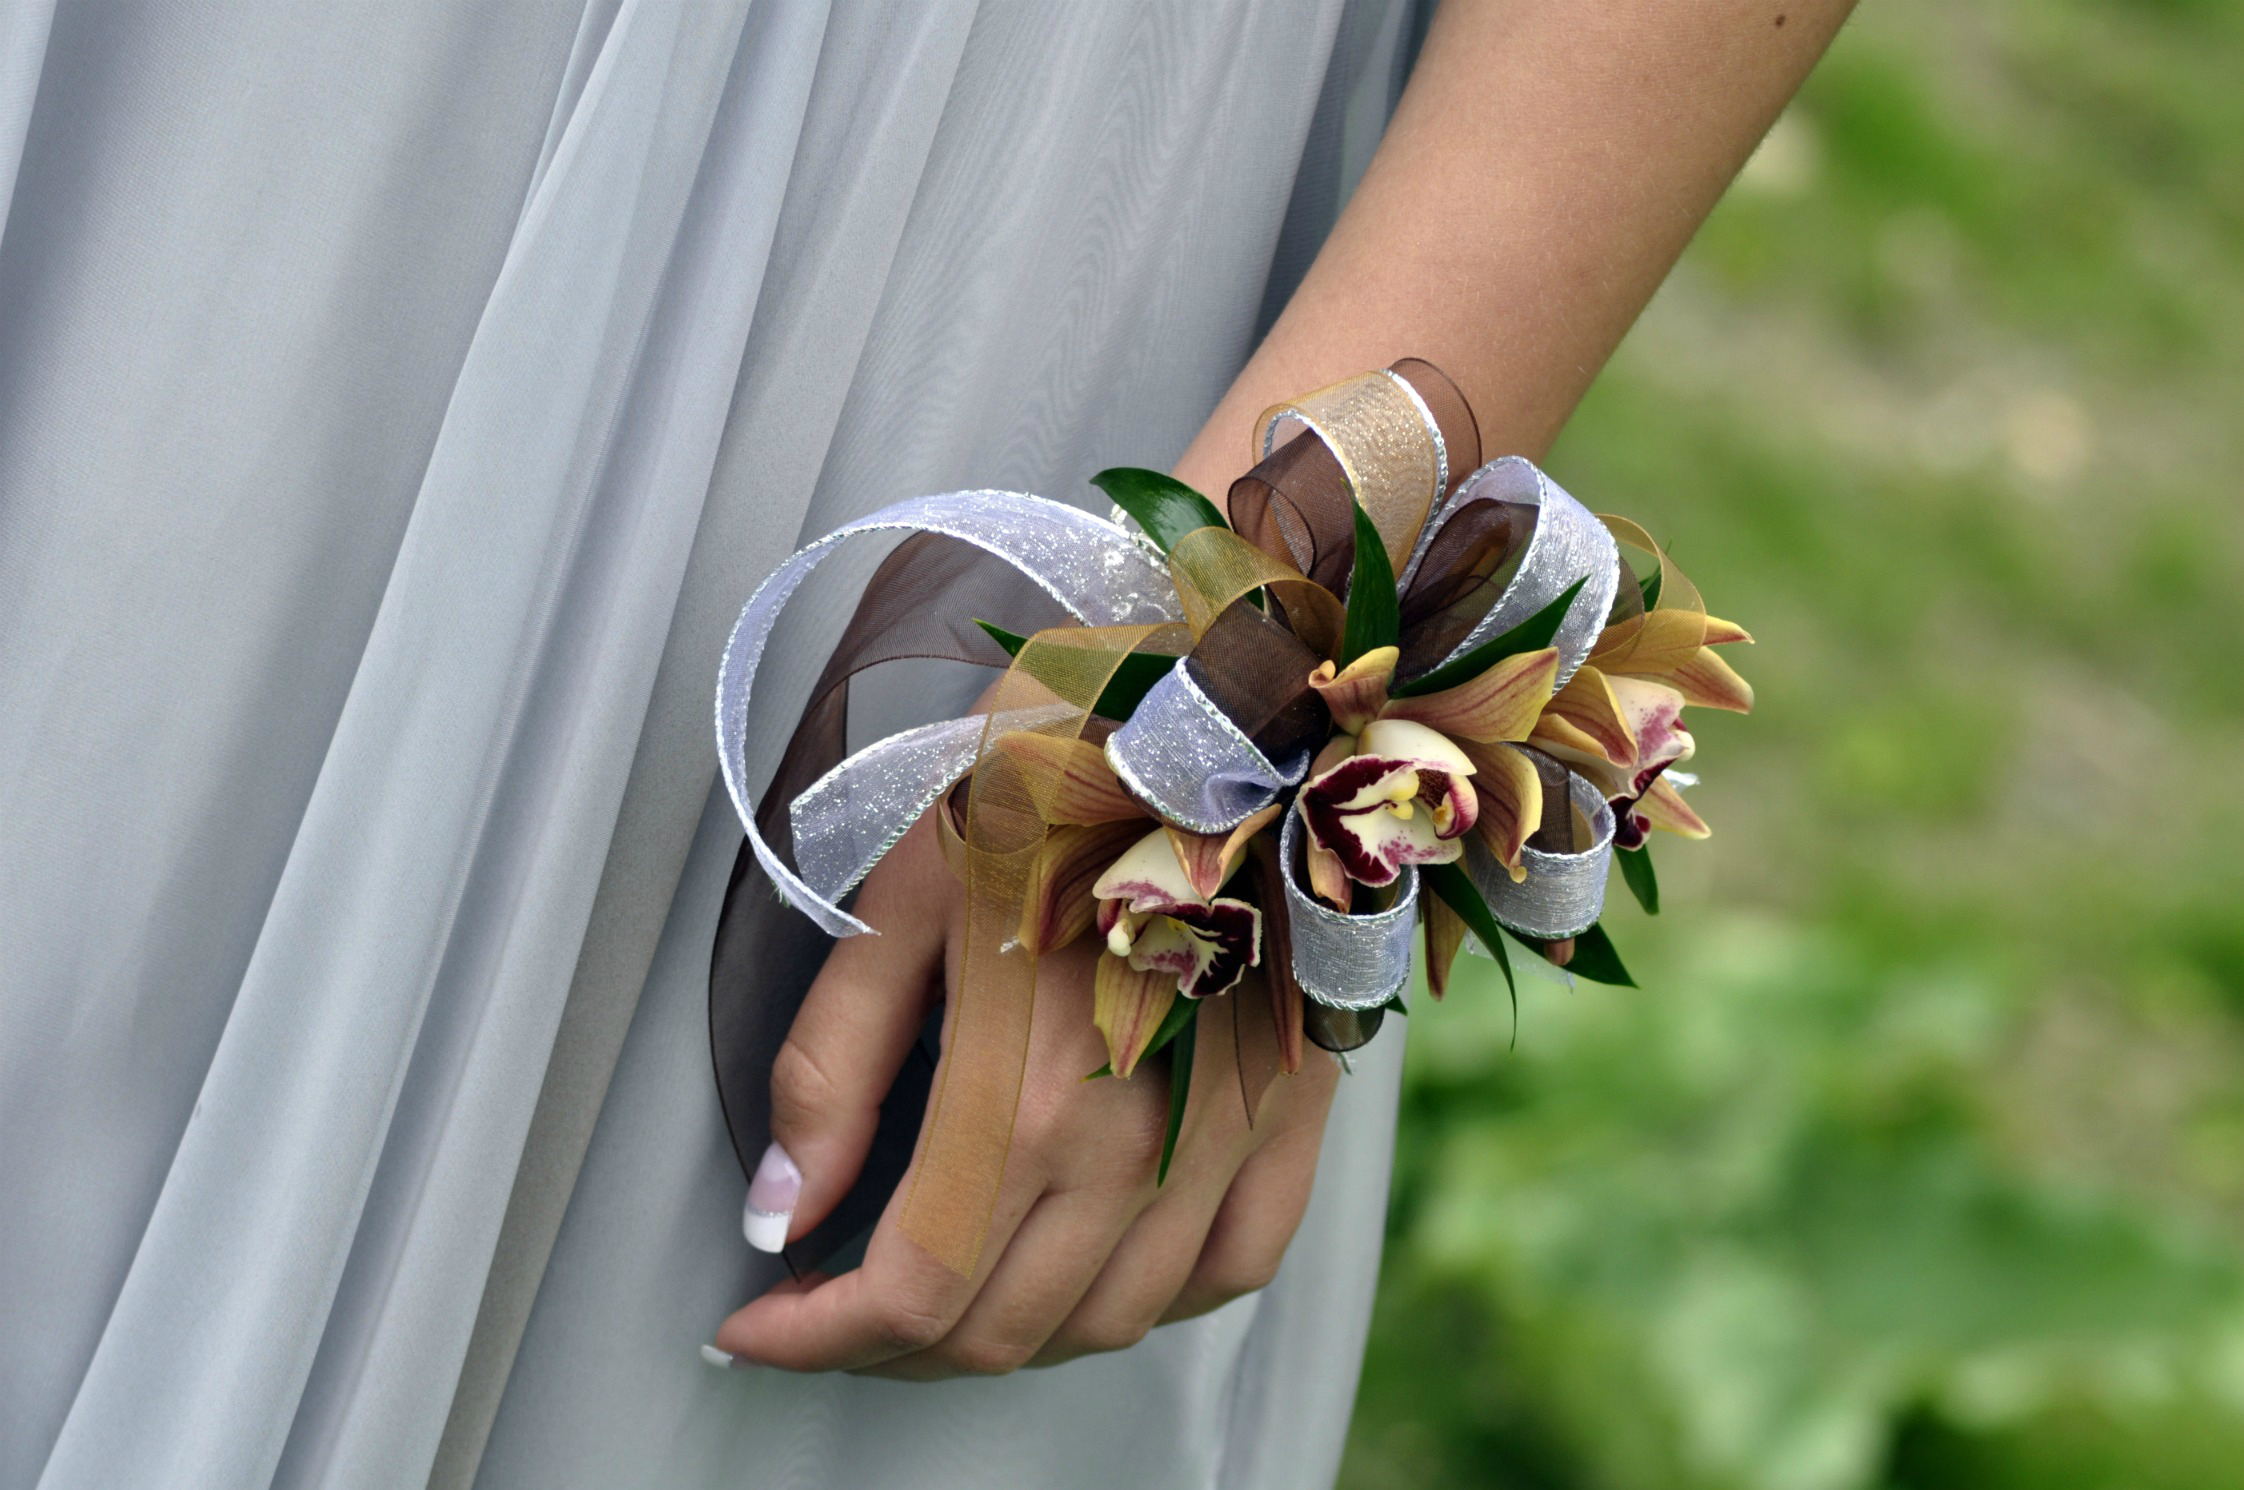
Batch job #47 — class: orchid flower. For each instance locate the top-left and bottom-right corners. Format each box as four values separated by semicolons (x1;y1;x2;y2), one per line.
1294;643;1559;907
991;732;1274;1075
1526;610;1754;842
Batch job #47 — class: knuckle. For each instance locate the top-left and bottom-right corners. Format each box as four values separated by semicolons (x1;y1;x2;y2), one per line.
943;1335;1038;1377
1063;1310;1152;1357
1201;1251;1282;1300
767;1037;841;1138
872;1292;957;1353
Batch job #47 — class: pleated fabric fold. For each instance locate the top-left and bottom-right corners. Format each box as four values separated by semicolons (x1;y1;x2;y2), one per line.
0;2;1422;1487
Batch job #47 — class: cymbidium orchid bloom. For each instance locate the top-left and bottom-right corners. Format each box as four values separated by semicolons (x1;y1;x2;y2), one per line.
1526;609;1754;842
1093;830;1261;1000
1295;642;1559;907
991;732;1273;1076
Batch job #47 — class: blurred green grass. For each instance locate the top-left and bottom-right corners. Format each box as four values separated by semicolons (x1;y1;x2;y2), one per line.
1342;3;2244;1487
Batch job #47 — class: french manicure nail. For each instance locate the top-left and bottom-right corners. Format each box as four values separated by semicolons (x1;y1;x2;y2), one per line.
700;1344;750;1370
743;1141;800;1253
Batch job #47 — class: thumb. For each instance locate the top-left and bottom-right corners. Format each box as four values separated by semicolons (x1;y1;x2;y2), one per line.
757;812;953;1251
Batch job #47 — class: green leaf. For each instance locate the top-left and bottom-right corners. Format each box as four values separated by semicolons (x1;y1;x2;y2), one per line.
1568;923;1636;986
975;619;1178;718
1639;559;1664;612
1156;1001;1200;1186
1380;991;1410;1015
1140;991;1199;1064
1090;468;1229;554
1390;575;1589;698
1421;860;1517;1041
1340;503;1399;664
1619;844;1660;916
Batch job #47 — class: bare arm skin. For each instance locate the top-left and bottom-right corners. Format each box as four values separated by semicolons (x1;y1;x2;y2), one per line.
714;0;1855;1379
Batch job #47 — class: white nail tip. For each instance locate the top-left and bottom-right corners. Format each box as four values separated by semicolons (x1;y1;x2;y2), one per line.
743;1203;791;1253
700;1344;739;1369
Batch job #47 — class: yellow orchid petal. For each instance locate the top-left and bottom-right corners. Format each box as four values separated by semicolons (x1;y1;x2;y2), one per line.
1297;800;1354;911
1425;893;1466;1001
1664;645;1754;714
1094;951;1179;1079
1164;802;1281;902
1379;647;1559;744
1457;739;1541;880
1590;606;1707;676
1638;775;1711;839
1530;665;1636;766
993;732;1145;823
1701;615;1754;646
1308;646;1399;734
1023;820;1147;953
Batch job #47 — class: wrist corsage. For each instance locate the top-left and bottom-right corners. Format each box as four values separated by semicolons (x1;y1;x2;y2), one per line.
715;360;1753;1274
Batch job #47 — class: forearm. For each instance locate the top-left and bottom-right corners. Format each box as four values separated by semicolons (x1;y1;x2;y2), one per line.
1173;0;1854;497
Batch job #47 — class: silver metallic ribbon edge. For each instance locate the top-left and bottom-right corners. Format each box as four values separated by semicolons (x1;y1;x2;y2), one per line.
1278;809;1420;1010
1105;659;1311;834
1465;770;1616;940
790;707;1071;909
715;491;1181;938
1420;457;1620;692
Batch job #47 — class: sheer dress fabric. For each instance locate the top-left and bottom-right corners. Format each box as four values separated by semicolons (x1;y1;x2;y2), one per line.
0;1;1421;1486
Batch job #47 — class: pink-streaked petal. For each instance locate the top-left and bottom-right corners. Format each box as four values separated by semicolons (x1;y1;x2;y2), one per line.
1026;820;1146;954
1128;898;1260;999
1415;767;1479;842
993;732;1145;823
1339;798;1465;877
1308;646;1398;734
1531;666;1635;765
1608;675;1694;779
1093;826;1207;911
1638;774;1711;839
1358;718;1476;776
1306;752;1421;815
1380;647;1559;744
1701;615;1754;647
1094;952;1177;1079
1457;739;1540;880
1664;645;1755;714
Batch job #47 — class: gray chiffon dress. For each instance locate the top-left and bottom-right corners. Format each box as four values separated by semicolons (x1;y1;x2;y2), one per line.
0;2;1424;1486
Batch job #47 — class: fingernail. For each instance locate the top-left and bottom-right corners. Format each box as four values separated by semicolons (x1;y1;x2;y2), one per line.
743;1141;800;1253
700;1343;750;1370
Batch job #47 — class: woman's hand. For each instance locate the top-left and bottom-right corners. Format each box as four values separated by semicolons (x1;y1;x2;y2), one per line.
710;809;1340;1377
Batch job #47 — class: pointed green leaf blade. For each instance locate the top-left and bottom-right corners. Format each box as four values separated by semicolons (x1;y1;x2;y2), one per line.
1618;844;1660;915
1090;468;1229;554
1421;860;1517;1039
1390;574;1589;698
1568;923;1636;986
1340;504;1399;664
1156;1001;1200;1185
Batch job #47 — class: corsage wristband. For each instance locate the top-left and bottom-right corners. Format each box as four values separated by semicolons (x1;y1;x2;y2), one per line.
713;361;1755;1276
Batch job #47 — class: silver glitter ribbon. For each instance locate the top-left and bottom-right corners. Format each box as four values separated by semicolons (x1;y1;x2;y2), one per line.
715;491;1180;938
1104;660;1311;834
1466;770;1616;940
1278;809;1420;1010
790;706;1074;908
1422;457;1620;691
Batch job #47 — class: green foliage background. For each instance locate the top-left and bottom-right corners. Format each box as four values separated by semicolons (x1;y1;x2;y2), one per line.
1342;3;2244;1486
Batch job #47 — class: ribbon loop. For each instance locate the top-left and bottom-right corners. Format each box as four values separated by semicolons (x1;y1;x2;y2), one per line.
716;491;1180;937
1466;769;1616;939
1106;659;1311;833
1419;457;1621;692
1277;810;1419;1010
